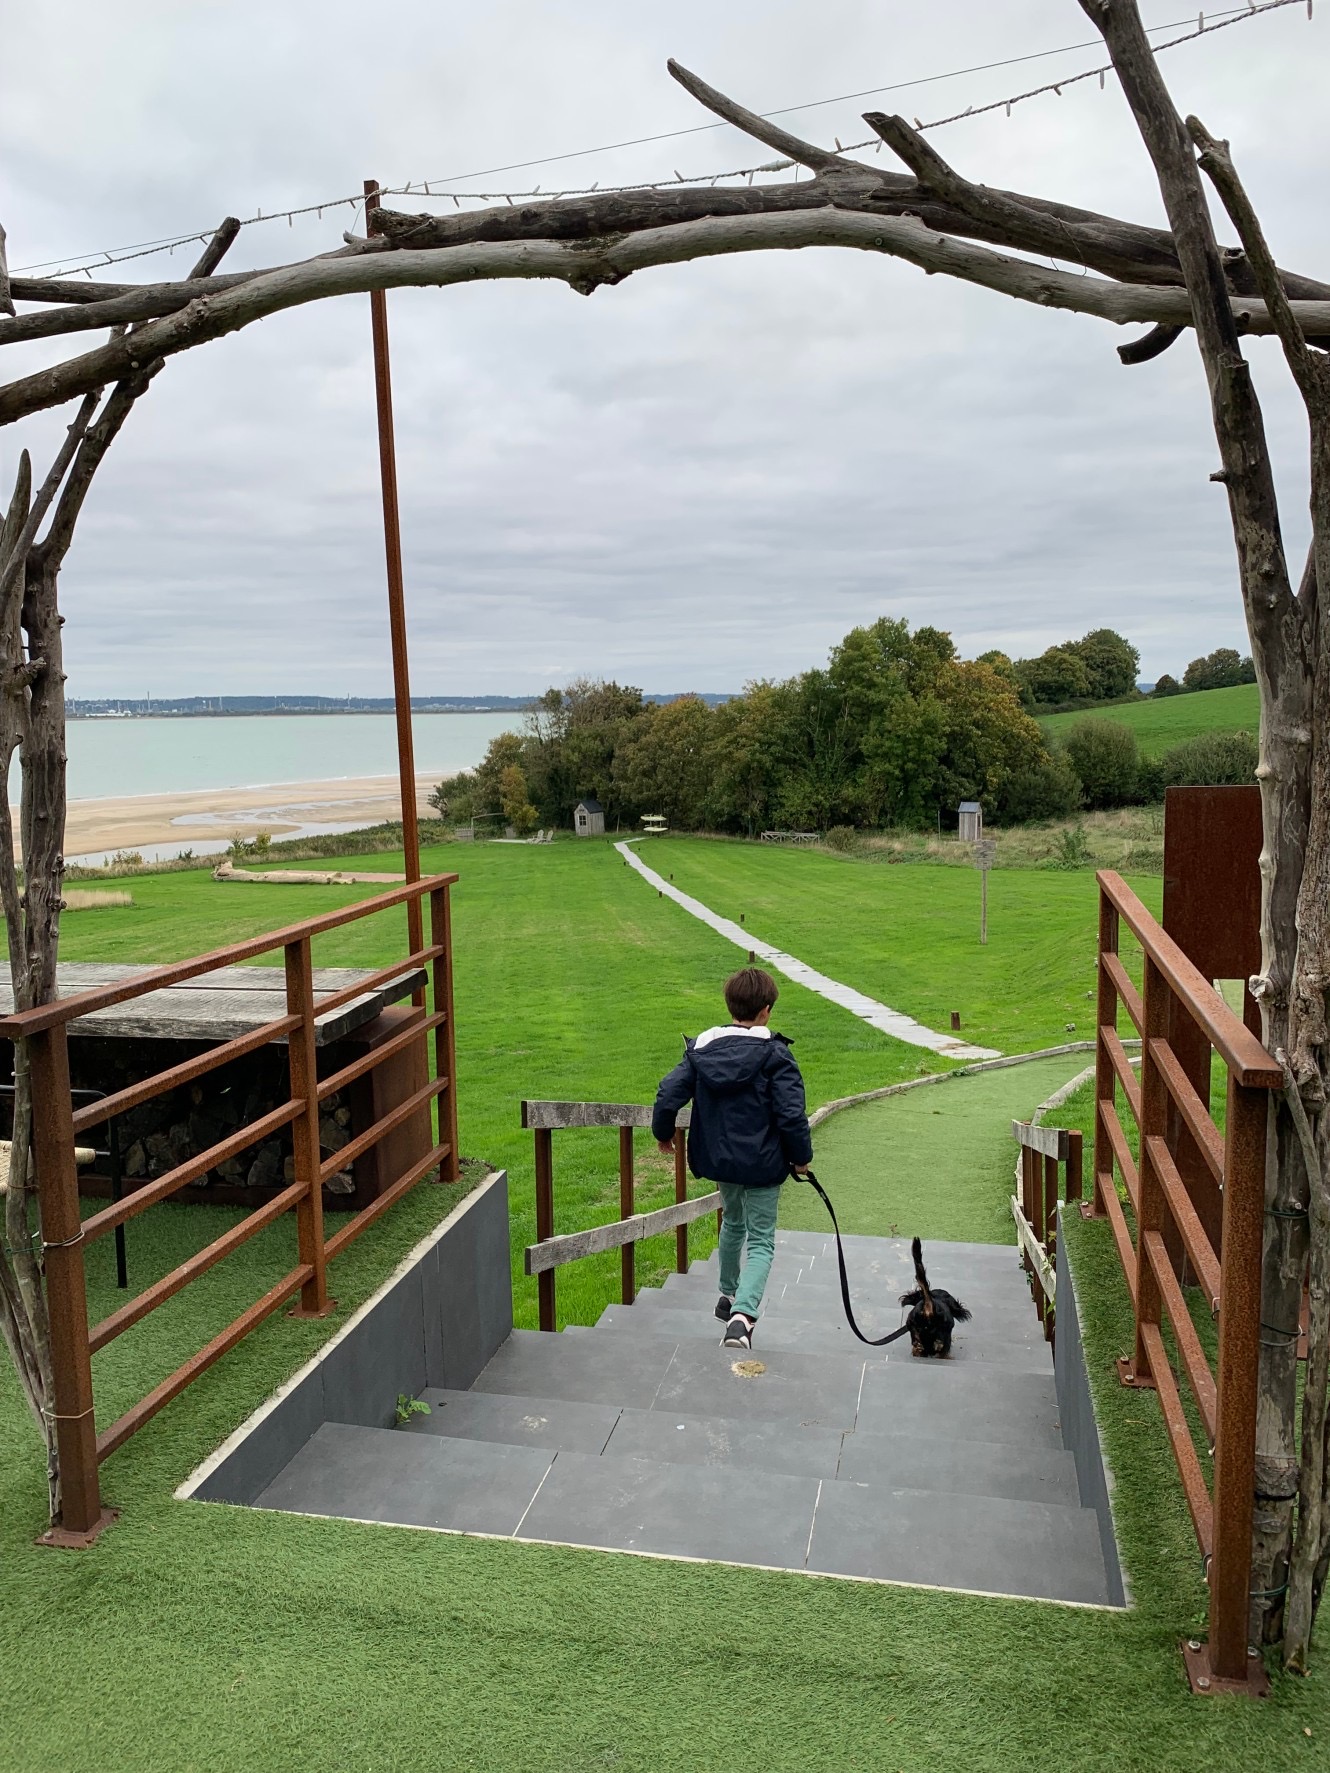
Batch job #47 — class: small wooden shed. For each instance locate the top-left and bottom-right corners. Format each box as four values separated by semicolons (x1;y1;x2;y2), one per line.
574;797;605;837
958;801;983;843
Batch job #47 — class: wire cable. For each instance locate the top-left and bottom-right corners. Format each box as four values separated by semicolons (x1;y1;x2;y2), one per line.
11;0;1313;282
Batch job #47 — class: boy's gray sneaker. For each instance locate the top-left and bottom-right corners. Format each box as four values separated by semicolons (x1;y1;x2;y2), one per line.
715;1295;732;1322
723;1313;754;1350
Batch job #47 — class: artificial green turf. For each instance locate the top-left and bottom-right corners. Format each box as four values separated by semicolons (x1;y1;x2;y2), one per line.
1039;683;1260;756
4;838;1327;1771
638;836;1157;1057
782;1054;1094;1243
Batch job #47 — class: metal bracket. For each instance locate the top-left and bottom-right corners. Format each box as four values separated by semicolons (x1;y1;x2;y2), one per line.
1182;1638;1270;1698
36;1506;119;1549
1116;1355;1157;1390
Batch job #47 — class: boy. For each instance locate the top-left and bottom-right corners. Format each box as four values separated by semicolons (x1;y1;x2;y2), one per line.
652;966;812;1351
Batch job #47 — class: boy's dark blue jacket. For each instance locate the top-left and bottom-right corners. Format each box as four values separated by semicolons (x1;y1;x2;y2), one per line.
651;1025;813;1188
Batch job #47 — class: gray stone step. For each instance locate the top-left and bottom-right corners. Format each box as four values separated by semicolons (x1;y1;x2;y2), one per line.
855;1361;1064;1449
253;1423;1106;1603
253;1421;553;1534
595;1301;1053;1372
402;1388;621;1454
805;1473;1109;1604
835;1427;1079;1506
634;1278;1047;1342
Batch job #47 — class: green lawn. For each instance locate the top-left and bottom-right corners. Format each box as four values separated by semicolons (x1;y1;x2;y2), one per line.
1039;683;1259;756
3;835;1327;1772
638;835;1159;1057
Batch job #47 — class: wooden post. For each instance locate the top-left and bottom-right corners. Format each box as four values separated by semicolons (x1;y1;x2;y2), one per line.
534;1127;555;1332
1065;1129;1084;1203
30;1026;105;1540
673;1127;688;1273
364;178;423;980
430;884;460;1181
285;938;332;1317
619;1124;635;1305
1043;1151;1059;1340
1090;887;1119;1218
1208;1077;1267;1682
1125;958;1168;1388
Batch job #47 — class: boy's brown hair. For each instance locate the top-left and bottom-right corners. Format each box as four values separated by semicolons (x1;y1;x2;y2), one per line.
725;966;779;1022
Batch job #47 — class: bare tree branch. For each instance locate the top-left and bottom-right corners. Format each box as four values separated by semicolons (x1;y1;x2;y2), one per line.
0;394;101;614
6;207;1330;429
666;58;855;174
1118;322;1185;364
0;222;14;319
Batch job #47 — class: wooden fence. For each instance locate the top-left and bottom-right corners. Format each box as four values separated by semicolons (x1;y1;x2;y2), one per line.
1010;1118;1083;1344
1092;869;1280;1694
520;1101;717;1331
4;873;458;1545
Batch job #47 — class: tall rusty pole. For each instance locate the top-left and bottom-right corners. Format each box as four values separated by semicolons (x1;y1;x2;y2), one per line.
364;178;423;963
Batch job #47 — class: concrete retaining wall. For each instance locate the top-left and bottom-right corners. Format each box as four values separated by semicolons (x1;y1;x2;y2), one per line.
1054;1203;1129;1608
178;1170;512;1506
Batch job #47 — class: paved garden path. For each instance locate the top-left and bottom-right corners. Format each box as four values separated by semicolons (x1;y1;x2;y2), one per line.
615;840;1000;1062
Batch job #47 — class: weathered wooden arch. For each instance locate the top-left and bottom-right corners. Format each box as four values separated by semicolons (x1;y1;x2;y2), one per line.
1;0;1328;1671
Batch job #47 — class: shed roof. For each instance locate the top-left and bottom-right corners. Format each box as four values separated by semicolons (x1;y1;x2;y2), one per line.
576;798;604;814
958;801;982;814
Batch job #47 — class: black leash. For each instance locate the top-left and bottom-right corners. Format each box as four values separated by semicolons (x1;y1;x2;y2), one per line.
797;1169;912;1349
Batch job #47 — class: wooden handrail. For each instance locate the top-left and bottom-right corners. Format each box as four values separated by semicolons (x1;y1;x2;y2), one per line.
525;1190;721;1274
0;872;458;1037
1097;872;1281;1087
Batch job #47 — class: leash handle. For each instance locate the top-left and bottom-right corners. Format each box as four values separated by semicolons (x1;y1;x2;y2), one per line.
797;1168;911;1349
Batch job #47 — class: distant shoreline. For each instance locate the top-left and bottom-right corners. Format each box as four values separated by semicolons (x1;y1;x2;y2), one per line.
67;706;531;720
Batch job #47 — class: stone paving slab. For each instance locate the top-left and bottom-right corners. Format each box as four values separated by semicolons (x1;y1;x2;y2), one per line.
807;1478;1110;1604
837;1427;1079;1506
254;1422;552;1534
650;1341;869;1431
471;1328;680;1410
602;1406;844;1479
403;1388;621;1455
517;1449;821;1569
856;1362;1063;1449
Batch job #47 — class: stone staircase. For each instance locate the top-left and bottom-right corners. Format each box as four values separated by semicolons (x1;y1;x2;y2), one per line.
254;1229;1112;1605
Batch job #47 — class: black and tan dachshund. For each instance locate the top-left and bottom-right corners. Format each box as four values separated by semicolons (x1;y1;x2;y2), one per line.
899;1236;971;1358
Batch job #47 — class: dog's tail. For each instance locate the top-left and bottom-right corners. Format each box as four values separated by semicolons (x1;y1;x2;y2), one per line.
911;1235;934;1318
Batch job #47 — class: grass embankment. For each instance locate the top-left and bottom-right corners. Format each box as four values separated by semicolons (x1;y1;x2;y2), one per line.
3;835;1325;1770
1040;682;1259;755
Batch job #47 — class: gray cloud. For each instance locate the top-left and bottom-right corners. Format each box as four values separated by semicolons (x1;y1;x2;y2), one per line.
1;1;1325;696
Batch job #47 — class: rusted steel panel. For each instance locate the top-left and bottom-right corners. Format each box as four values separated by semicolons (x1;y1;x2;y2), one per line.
1162;785;1261;1010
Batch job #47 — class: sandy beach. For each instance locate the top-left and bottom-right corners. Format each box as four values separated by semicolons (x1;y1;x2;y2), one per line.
61;773;442;860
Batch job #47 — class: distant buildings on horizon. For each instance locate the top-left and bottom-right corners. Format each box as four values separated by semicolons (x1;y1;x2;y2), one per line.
68;692;735;718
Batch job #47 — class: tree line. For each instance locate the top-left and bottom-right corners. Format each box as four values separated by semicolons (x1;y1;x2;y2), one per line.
431;616;1256;837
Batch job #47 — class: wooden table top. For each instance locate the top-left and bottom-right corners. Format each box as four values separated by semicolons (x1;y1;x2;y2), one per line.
0;963;427;1046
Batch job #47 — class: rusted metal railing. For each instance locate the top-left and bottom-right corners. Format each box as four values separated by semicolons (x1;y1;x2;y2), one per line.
1092;870;1280;1694
5;872;459;1545
1010;1118;1083;1344
520;1101;715;1331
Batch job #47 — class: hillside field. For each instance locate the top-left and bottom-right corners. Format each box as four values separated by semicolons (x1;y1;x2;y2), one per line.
1039;681;1259;755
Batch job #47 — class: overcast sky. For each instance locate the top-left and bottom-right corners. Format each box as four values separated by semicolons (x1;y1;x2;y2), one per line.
2;1;1326;696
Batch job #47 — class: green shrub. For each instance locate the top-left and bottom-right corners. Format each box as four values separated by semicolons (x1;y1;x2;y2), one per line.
995;751;1082;824
1048;825;1091;869
1160;729;1258;787
1151;673;1181;697
1062;719;1141;809
823;825;857;852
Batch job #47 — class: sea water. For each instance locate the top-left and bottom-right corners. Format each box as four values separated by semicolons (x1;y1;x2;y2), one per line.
48;711;518;802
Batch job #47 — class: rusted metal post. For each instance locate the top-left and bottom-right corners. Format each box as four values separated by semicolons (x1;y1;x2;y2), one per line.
534;1127;555;1331
285;938;333;1317
1124;957;1167;1389
1206;1076;1267;1684
1090;885;1120;1219
30;1026;108;1542
619;1124;635;1304
429;883;460;1181
364;178;423;974
1066;1129;1083;1203
673;1127;688;1273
